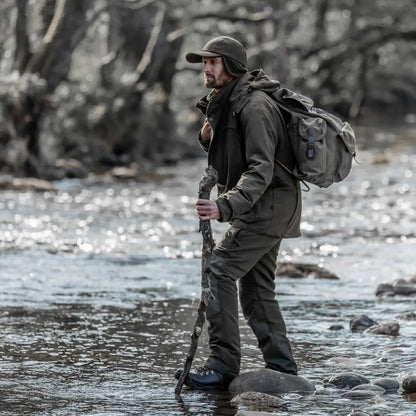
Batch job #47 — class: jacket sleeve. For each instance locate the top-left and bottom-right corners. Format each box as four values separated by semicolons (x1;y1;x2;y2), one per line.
216;95;278;222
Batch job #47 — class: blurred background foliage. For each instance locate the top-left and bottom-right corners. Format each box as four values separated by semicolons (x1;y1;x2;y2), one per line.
0;0;415;178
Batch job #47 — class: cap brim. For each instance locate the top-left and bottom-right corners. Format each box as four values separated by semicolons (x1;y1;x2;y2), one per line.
186;51;221;63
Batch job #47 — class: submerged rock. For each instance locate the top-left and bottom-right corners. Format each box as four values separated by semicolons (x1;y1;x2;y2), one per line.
347;410;372;416
324;372;370;389
328;324;344;331
402;374;416;394
396;311;416;321
364;321;400;336
371;377;400;392
341;390;378;399
236;411;273;416
350;314;378;332
351;384;385;394
275;262;339;279
231;391;284;408
327;357;365;368
229;369;315;394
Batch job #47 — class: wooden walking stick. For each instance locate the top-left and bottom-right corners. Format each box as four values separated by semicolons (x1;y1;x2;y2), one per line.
175;165;218;398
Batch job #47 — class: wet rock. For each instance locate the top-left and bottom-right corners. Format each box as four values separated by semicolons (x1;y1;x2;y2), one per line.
328;324;344;331
376;279;416;297
371;152;391;165
0;176;56;192
108;166;140;180
324;372;370;389
371;377;400;392
402;374;416;394
341;390;378;399
231;391;284;408
48;158;87;179
396;311;416;321
350;314;378;332
392;280;416;296
351;384;385;394
229;369;315;394
364;321;400;336
275;262;339;279
375;283;395;297
236;411;273;416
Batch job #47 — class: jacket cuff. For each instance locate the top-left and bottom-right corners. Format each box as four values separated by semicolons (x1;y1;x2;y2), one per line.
198;132;209;152
216;197;233;222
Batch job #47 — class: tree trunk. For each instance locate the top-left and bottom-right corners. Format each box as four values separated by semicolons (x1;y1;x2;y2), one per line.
314;0;329;45
13;0;31;73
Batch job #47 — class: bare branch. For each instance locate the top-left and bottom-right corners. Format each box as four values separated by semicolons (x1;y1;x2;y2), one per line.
27;0;66;74
42;0;66;44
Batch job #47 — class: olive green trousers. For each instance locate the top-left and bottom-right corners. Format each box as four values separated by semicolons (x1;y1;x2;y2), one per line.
205;226;297;377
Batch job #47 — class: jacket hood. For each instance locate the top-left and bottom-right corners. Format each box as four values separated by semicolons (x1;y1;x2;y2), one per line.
231;69;280;114
247;69;280;93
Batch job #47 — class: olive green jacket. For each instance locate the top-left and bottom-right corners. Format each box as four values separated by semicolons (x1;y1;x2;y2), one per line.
197;69;301;238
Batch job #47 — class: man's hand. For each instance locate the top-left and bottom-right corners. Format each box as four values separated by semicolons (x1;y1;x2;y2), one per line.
196;199;220;220
200;118;212;142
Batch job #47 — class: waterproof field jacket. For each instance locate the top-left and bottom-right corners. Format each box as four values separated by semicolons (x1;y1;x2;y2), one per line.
196;69;301;238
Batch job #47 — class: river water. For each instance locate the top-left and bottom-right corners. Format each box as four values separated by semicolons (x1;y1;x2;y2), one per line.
0;126;416;415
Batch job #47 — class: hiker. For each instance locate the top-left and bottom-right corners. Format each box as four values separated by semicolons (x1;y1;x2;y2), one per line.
177;36;302;390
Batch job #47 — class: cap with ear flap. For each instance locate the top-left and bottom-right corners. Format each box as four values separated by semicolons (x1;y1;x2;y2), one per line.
186;36;247;68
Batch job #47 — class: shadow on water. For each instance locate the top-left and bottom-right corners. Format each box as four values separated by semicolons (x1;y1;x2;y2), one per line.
0;126;416;415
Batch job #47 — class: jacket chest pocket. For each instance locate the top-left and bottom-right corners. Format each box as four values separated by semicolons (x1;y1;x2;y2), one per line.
227;113;240;131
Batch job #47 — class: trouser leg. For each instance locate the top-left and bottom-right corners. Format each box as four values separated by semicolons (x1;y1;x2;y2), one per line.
204;226;296;376
239;240;297;375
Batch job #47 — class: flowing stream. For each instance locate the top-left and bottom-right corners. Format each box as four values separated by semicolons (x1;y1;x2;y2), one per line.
0;126;416;415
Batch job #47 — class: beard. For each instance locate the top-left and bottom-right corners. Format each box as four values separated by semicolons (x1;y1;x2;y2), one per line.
204;74;217;89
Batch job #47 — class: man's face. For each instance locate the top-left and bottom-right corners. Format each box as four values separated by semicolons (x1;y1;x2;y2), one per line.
202;57;233;90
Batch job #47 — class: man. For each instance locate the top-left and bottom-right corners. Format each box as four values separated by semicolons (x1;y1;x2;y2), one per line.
177;36;302;390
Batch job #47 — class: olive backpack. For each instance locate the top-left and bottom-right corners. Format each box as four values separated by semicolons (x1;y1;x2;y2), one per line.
269;87;357;190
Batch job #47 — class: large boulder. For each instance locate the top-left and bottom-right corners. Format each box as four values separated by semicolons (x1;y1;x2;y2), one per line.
229;369;315;394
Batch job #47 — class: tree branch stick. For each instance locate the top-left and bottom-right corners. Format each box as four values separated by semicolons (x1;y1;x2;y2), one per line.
175;165;218;398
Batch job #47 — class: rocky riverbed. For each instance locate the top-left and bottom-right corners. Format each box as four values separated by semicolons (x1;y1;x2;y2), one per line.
0;126;416;415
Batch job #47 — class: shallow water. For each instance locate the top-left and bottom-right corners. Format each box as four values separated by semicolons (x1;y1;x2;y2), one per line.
1;127;416;415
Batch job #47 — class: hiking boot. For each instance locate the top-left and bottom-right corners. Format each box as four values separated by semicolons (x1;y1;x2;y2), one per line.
175;366;234;390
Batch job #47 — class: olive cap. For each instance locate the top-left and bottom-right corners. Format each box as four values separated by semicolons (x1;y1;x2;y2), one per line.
186;36;247;67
